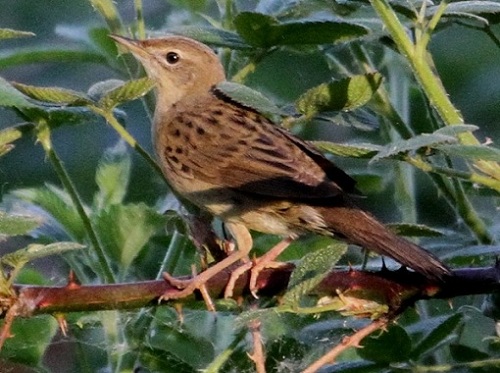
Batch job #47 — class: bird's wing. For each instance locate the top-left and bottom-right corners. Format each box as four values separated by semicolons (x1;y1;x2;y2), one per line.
175;96;357;200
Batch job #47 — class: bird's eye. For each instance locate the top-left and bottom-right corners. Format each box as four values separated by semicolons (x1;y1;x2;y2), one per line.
165;52;180;64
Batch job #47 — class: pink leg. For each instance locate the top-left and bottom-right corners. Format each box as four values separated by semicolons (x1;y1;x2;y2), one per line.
161;222;252;301
224;236;295;298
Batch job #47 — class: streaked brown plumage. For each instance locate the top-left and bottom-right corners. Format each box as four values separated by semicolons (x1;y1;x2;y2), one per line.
111;34;451;297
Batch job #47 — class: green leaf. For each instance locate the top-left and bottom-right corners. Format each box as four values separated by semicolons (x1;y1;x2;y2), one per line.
433;124;478;136
215;81;283;119
148;309;215;369
359;325;412;363
234;12;369;48
0;48;107;70
93;203;166;271
411;313;462;359
313;141;381;158
12;82;92;106
0;211;40;236
283;238;347;307
0;76;37;108
296;73;383;117
13;185;87;242
433;1;500;23
386;223;444;237
169;26;251;50
0;28;35;40
0;126;23;157
1;242;85;269
442;245;500;261
99;77;155;109
450;343;490;363
371;133;457;163
1;316;58;366
94;141;131;209
436;144;500;162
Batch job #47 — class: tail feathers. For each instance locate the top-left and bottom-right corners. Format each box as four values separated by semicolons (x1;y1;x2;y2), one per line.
319;205;451;281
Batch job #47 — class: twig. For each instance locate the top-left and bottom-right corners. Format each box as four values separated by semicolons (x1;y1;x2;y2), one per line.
302;317;389;373
248;315;266;373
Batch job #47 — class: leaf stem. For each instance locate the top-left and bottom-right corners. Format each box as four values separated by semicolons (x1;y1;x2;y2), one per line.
370;0;500;179
93;107;164;179
35;121;115;283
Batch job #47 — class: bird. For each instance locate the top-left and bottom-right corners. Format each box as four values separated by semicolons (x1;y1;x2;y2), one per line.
110;34;451;299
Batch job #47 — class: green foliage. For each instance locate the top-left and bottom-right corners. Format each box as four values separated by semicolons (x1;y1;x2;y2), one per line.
215;81;283;119
296;73;383;117
0;211;40;237
0;0;499;371
233;12;369;47
0;77;36;108
283;238;347;308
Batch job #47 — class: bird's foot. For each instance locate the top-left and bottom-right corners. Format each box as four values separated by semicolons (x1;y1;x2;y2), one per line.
224;236;295;298
224;258;289;299
161;268;215;311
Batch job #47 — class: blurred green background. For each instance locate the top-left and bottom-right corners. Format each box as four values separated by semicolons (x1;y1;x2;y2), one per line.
1;0;499;210
0;0;500;223
0;1;499;372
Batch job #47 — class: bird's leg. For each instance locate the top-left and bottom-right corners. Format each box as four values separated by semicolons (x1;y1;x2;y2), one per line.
161;222;252;301
224;235;295;299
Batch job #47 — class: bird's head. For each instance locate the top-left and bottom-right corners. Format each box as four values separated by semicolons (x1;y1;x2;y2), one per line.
110;34;225;106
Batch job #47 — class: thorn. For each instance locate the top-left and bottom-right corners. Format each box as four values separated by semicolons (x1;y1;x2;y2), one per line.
65;270;80;290
381;257;388;271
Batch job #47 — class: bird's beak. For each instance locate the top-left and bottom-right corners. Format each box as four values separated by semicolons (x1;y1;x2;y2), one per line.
109;34;149;59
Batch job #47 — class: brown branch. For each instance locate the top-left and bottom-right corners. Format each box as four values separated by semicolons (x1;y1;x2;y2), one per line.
3;265;500;318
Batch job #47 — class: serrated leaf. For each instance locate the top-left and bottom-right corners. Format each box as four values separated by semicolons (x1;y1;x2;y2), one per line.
411;313;462;359
168;26;251;50
371;133;457;163
436;144;500;162
313;141;381;158
0;211;41;236
283;239;347;307
0;76;37;108
1;242;85;268
12;82;92;106
94;141;131;209
359;325;412;363
296;73;383;117
99;77;155;109
386;223;444;237
442;11;490;28
93;203;166;271
215;81;283;119
234;12;369;48
0;28;35;40
434;124;478;136
432;1;500;23
13;185;87;242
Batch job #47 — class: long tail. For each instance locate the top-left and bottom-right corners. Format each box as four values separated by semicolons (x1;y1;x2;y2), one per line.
317;203;451;281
